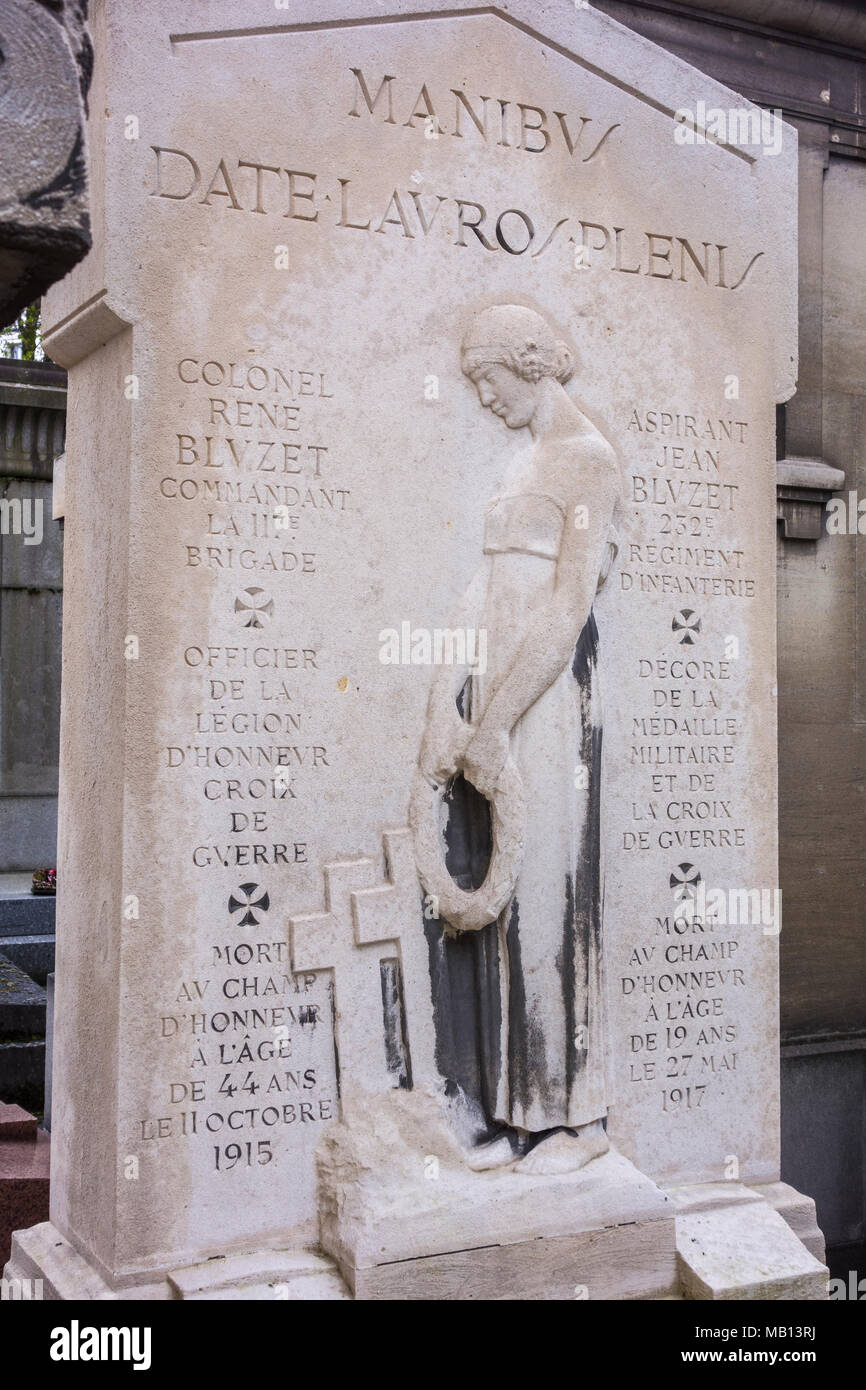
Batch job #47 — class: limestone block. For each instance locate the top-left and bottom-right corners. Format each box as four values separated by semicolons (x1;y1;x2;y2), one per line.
318;1089;677;1300
672;1184;828;1299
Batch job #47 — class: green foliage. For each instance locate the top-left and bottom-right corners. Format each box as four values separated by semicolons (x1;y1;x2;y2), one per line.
2;300;42;359
18;301;41;359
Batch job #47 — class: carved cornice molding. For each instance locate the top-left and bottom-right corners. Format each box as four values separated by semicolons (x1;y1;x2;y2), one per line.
668;0;866;52
776;456;845;541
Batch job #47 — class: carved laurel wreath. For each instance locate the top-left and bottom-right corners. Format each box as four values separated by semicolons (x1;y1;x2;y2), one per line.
409;759;526;933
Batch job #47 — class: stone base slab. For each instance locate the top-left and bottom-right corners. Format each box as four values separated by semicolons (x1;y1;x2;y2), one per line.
320;1141;678;1300
349;1208;678;1300
670;1183;828;1299
756;1180;827;1263
4;1181;827;1301
2;1223;348;1300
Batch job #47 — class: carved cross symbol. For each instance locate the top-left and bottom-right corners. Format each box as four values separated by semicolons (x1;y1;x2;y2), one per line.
670;862;702;902
290;858;397;1094
672;608;702;645
288;831;437;1097
228;882;270;927
234;586;274;628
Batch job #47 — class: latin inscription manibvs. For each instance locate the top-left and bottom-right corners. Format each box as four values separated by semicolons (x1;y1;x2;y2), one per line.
148;66;765;289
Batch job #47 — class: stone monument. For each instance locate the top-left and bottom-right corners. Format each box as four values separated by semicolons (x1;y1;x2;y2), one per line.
4;0;828;1300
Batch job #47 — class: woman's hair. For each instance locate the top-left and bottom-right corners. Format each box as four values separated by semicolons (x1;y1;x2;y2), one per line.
461;304;574;385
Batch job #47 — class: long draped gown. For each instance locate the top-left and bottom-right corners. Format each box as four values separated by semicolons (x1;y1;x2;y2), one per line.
425;488;612;1136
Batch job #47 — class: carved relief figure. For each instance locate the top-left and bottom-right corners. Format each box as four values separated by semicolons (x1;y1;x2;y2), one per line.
412;304;621;1175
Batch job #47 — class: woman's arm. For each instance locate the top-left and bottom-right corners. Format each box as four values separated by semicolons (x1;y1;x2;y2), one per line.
463;444;618;797
418;562;490;779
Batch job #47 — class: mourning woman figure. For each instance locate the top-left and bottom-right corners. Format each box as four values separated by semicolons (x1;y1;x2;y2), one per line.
419;304;621;1174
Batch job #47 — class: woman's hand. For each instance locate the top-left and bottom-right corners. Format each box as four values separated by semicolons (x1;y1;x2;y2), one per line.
463;723;511;799
419;713;473;784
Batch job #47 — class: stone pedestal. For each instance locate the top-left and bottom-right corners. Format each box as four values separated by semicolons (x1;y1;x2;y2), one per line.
313;1092;825;1301
4;1222;348;1300
322;1146;677;1300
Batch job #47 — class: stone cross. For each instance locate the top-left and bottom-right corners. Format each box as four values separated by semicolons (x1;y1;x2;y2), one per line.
289;830;437;1095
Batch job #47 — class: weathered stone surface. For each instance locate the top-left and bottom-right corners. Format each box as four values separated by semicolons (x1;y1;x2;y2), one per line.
355;1219;676;1301
5;1219;153;1300
7;0;816;1299
756;1179;827;1264
601;0;866;1273
167;1249;348;1301
319;1088;677;1300
0;0;92;326
675;1191;828;1300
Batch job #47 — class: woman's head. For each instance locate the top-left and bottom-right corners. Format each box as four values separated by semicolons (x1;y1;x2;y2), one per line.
461;304;573;429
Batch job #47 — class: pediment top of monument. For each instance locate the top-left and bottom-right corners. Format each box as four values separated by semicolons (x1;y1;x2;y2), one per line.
44;0;799;399
157;0;794;164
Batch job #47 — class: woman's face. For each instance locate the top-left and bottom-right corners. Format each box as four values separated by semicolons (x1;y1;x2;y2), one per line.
473;364;538;430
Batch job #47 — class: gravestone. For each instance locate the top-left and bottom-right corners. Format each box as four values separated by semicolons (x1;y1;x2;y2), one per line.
0;952;46;1115
4;0;827;1300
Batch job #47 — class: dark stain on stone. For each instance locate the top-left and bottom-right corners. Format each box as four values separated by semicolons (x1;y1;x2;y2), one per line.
326;979;340;1099
380;956;412;1090
425;609;604;1132
558;871;579;1099
572;609;599;684
504;896;549;1121
424;906;501;1134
